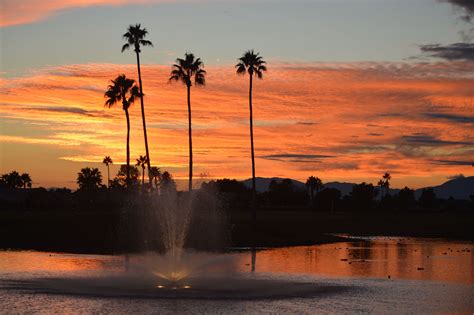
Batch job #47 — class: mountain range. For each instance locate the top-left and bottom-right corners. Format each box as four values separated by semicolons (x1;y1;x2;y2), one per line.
241;176;474;200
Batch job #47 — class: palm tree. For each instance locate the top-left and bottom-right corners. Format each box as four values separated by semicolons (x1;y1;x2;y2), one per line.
378;172;391;198
149;166;161;191
306;176;323;207
377;179;385;198
383;172;391;192
236;50;267;197
169;52;206;192
102;156;113;188
77;167;103;190
122;24;153;186
20;173;32;189
104;74;141;186
136;155;148;185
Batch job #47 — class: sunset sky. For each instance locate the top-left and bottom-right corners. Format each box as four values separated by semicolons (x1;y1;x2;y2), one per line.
1;0;473;189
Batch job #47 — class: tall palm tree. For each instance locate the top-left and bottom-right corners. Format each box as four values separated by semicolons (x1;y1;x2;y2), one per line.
169;52;206;192
136;155;148;185
102;156;113;188
122;24;153;186
236;50;267;197
104;74;141;186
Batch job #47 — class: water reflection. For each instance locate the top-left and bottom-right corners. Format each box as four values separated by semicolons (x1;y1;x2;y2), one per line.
0;251;120;275
248;237;473;284
0;238;472;284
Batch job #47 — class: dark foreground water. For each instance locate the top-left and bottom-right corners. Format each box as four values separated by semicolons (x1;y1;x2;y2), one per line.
0;237;473;314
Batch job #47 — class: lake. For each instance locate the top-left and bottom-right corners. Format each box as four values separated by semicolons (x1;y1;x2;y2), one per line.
1;237;473;314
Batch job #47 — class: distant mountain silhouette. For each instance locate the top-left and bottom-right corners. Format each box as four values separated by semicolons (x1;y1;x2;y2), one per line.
241;176;474;200
414;176;474;200
241;177;305;193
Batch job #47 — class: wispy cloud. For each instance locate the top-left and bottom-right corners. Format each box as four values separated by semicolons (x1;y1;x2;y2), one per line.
420;43;474;61
432;159;473;166
0;0;183;27
1;61;473;188
423;112;474;123
442;0;474;22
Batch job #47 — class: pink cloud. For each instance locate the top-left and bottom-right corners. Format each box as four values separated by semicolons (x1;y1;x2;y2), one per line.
0;0;184;27
0;61;473;188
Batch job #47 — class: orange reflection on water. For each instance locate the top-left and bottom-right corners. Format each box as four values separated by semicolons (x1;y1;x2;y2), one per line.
248;239;474;284
0;251;118;273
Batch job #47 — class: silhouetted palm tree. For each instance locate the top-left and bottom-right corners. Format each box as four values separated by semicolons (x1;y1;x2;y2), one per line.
136;155;148;185
102;156;113;188
378;172;391;198
377;179;385;198
149;166;161;191
383;172;391;189
160;171;177;194
306;176;323;206
104;74;141;186
77;167;103;190
236;50;267;196
122;24;153;186
169;52;206;192
115;165;140;187
20;173;32;189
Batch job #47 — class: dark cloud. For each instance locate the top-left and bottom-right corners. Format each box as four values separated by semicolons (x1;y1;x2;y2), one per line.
401;134;471;146
432;159;473;166
442;0;474;22
423;112;474;123
296;121;318;126
367;133;384;137
419;43;474;61
297;162;359;171
23;106;114;118
20;83;103;93
261;153;334;162
378;113;404;118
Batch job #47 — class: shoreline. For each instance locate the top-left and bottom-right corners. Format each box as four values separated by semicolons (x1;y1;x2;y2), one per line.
1;209;473;255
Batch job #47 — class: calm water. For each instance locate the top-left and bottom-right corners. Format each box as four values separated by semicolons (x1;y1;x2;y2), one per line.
1;237;473;314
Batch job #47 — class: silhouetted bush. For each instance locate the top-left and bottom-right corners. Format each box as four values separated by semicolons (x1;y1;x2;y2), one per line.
396;186;416;210
316;188;341;211
350;182;377;211
419;188;437;209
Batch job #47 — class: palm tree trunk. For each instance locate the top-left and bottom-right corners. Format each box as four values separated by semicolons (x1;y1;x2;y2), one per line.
249;74;256;193
187;84;193;193
107;164;110;188
249;74;256;223
142;167;145;185
135;51;152;186
125;108;131;186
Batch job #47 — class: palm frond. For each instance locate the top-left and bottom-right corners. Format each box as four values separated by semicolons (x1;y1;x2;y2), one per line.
195;69;206;86
121;43;130;52
104;74;139;111
140;39;153;47
236;63;246;75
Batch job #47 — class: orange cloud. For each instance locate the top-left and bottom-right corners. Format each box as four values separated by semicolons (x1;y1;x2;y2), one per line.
1;61;473;188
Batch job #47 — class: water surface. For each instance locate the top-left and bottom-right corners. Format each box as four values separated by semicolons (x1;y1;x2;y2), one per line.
1;237;473;314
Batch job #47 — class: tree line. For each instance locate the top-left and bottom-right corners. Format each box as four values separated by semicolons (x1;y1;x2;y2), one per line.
0;171;32;189
1;169;472;212
201;174;473;212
